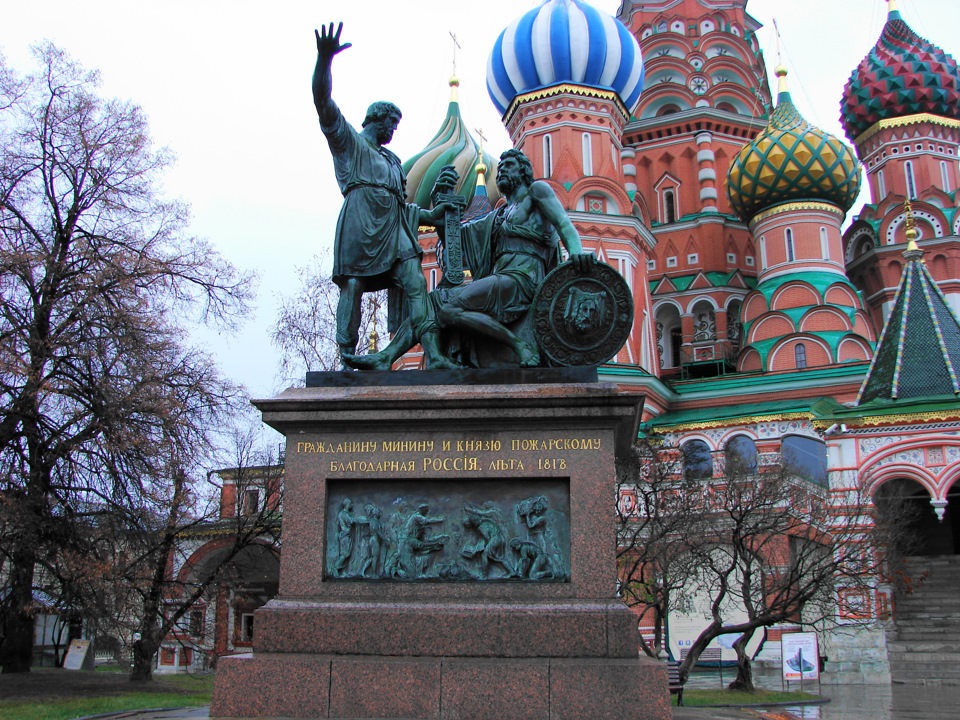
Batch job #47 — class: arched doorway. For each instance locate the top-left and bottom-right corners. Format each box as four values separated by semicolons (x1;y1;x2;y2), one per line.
874;478;958;556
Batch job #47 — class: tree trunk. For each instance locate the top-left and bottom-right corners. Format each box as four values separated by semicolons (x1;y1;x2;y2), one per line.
130;637;157;682
0;540;38;673
727;628;757;692
0;576;35;673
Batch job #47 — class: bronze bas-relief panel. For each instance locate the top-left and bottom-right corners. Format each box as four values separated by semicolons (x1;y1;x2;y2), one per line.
325;479;570;582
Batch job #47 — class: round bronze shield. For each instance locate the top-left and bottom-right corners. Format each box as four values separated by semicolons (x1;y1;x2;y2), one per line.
531;260;634;367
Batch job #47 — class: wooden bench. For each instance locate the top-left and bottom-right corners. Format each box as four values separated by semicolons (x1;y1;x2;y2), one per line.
667;660;684;706
680;646;724;685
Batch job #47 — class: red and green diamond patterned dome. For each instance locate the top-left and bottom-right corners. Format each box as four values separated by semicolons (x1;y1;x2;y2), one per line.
840;3;960;142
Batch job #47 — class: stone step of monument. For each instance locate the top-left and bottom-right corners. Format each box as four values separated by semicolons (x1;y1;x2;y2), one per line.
898;588;960;598
888;661;960;682
888;644;960;660
895;633;960;645
890;555;960;684
895;623;960;634
895;614;960;624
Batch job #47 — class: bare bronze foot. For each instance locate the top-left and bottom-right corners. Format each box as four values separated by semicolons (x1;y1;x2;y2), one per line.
424;354;461;370
341;351;393;371
516;342;540;368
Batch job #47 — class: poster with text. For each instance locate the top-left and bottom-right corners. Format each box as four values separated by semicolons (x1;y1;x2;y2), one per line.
781;632;819;681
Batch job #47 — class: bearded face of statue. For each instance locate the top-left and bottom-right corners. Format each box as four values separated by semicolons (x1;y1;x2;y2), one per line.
496;157;523;195
374;113;400;145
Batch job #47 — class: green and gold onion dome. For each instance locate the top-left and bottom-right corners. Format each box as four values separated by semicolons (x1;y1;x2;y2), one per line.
403;76;500;209
727;67;861;222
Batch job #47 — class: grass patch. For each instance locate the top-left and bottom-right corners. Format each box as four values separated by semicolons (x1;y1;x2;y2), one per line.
676;687;821;707
0;668;213;720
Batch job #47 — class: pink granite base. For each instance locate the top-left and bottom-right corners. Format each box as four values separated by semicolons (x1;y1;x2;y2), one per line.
212;653;330;718
254;599;638;658
211;652;669;720
210;382;668;719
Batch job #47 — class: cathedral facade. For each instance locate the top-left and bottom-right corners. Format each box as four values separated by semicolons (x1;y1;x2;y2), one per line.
399;0;960;684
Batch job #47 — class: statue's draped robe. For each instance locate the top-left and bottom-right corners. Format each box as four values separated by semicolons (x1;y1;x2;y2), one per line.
322;110;421;289
432;207;561;366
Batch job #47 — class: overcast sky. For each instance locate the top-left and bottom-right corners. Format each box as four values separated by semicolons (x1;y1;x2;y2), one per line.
1;1;957;402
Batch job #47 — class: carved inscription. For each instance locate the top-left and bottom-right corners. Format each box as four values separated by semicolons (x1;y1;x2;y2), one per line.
295;435;601;476
325;479;570;583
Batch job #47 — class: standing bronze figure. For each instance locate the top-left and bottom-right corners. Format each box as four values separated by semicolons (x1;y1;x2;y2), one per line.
312;23;455;369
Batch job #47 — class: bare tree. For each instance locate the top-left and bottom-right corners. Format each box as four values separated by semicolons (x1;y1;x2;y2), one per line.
125;424;282;681
616;438;703;659
271;252;388;383
618;436;903;692
0;44;254;673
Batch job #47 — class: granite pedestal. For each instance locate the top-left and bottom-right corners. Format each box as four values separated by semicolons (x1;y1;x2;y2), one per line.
211;373;670;720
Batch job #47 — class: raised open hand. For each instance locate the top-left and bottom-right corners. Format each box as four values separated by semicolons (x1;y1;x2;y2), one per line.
315;22;352;60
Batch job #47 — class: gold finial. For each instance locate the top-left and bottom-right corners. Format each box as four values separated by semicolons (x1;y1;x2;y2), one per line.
775;65;789;95
888;0;899;16
475;127;488;180
367;293;380;353
903;198;920;252
449;75;460;102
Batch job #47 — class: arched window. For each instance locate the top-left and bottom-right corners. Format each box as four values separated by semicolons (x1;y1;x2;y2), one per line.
724;435;758;475
760;235;767;267
785;228;795;262
941;161;952;194
794;343;807;369
664;190;676;223
682;440;713;480
657;104;681;116
905;161;917;199
543;134;554;178
877;169;886;198
582;133;593;175
782;435;827;486
820;227;829;260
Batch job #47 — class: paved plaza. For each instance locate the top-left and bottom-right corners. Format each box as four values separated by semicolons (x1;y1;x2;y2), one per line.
89;681;960;720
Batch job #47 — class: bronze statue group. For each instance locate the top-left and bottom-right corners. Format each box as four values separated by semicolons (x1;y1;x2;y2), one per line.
313;22;598;371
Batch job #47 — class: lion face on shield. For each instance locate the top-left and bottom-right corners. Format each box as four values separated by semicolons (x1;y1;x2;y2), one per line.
563;287;608;335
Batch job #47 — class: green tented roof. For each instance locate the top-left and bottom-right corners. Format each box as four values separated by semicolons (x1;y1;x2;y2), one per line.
858;245;960;403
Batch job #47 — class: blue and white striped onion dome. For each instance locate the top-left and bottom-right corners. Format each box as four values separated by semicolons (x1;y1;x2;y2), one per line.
487;0;645;117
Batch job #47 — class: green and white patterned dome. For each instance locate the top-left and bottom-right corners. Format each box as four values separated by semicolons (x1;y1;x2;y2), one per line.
403;78;499;208
727;68;861;222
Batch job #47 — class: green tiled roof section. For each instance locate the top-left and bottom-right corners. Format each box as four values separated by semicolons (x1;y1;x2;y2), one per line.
838;394;960;420
740;304;862;339
744;331;872;367
669;363;867;395
647;396;847;430
755;271;863;303
649;271;757;294
858;252;960;403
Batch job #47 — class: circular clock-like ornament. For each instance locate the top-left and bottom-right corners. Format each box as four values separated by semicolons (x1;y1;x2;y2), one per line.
689;56;704;71
689;76;709;95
